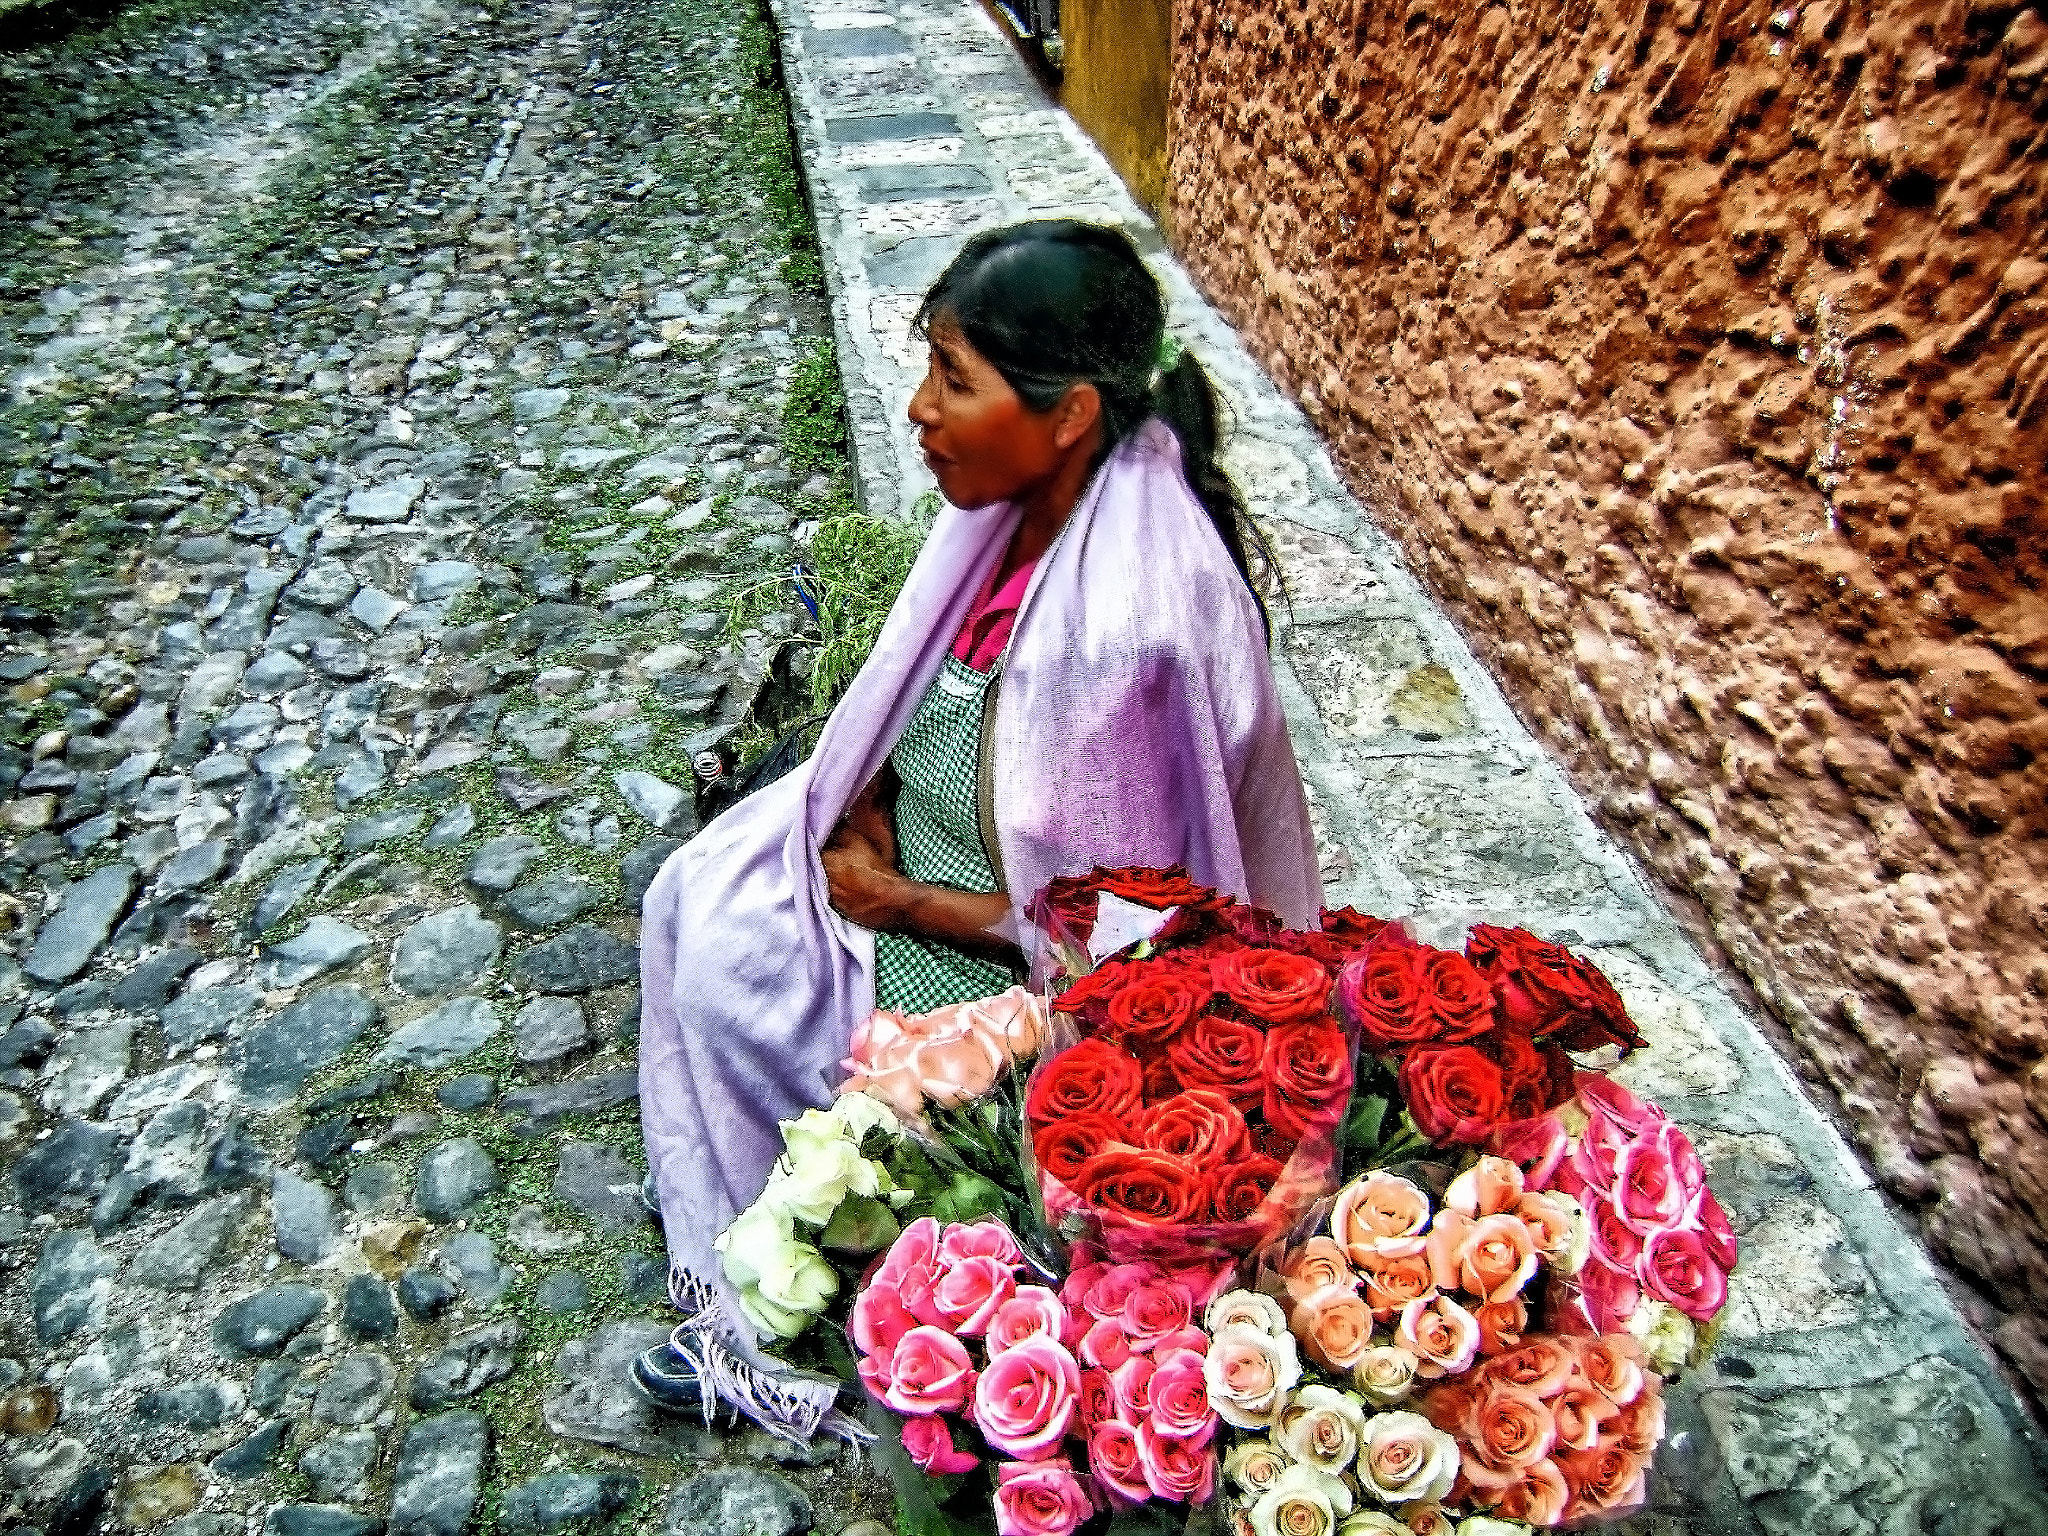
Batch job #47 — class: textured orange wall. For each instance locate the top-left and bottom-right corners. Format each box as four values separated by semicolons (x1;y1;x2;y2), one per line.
1167;0;2048;1390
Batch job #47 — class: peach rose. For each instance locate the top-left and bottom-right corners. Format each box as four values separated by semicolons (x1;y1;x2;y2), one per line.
1282;1237;1360;1303
1332;1171;1433;1263
1459;1383;1558;1490
1204;1322;1302;1429
1575;1335;1645;1407
1487;1455;1571;1525
1425;1211;1539;1304
1352;1344;1420;1406
1356;1409;1459;1505
1611;1380;1665;1456
1550;1377;1621;1452
1471;1297;1527;1357
1485;1338;1576;1399
840;988;1049;1118
1291;1283;1376;1373
1276;1383;1367;1475
1444;1156;1526;1218
1394;1295;1481;1380
1516;1189;1589;1275
1558;1440;1652;1518
1360;1250;1437;1321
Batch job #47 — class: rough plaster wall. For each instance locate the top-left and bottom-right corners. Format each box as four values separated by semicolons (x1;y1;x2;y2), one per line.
1167;0;2048;1392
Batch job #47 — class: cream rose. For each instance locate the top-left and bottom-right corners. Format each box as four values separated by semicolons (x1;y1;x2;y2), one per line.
1401;1506;1458;1536
714;1203;838;1337
1277;1383;1368;1474
1455;1520;1535;1536
1444;1157;1525;1218
1627;1297;1697;1375
1225;1439;1296;1497
765;1127;883;1227
1357;1410;1459;1506
1209;1288;1291;1337
1335;1516;1409;1535
1352;1345;1420;1407
1205;1322;1302;1429
1247;1462;1355;1536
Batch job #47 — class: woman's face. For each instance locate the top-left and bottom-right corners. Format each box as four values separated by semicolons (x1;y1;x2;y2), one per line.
907;317;1081;510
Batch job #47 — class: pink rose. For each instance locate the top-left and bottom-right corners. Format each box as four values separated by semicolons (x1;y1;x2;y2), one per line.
1088;1420;1150;1506
994;1460;1095;1536
875;1217;947;1327
883;1326;977;1416
1657;1122;1706;1193
1586;1193;1644;1272
973;1335;1082;1459
851;1283;917;1355
942;1220;1026;1268
844;990;1049;1119
989;1287;1069;1355
1121;1280;1192;1353
1574;1257;1643;1334
1111;1354;1155;1421
934;1254;1019;1336
1136;1420;1217;1502
1145;1347;1216;1442
1082;1263;1154;1322
1395;1294;1481;1379
1079;1316;1132;1372
1574;1073;1664;1137
1637;1225;1728;1321
1692;1188;1739;1271
1077;1369;1117;1434
1613;1139;1686;1235
1060;1260;1111;1312
1150;1325;1209;1357
902;1414;980;1475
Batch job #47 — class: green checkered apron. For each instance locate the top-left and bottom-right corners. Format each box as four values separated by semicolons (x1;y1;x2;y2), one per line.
873;653;1021;1014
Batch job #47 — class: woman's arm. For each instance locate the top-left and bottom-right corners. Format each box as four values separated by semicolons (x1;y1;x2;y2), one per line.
823;767;1021;965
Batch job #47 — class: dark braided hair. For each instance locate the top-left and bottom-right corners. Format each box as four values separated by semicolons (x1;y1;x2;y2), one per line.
914;220;1279;635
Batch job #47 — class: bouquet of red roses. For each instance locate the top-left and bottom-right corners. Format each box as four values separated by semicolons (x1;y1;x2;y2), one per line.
1023;872;1369;1265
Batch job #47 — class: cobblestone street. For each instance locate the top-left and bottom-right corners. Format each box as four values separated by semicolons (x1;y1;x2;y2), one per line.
0;0;2045;1534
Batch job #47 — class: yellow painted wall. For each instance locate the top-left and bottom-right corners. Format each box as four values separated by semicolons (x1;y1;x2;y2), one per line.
1060;0;1172;220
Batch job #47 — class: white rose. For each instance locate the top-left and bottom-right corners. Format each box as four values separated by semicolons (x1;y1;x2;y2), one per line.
767;1131;882;1226
1627;1296;1697;1375
1248;1463;1354;1536
1277;1384;1368;1474
1208;1288;1290;1337
1223;1437;1295;1497
1336;1516;1409;1536
1352;1345;1420;1407
715;1202;837;1337
828;1091;903;1144
1205;1322;1302;1429
1457;1520;1535;1536
1357;1410;1459;1506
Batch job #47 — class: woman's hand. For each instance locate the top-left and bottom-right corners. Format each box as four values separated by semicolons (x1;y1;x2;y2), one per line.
823;834;912;930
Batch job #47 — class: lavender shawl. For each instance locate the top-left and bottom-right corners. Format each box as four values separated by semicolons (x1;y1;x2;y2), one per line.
637;418;1319;1343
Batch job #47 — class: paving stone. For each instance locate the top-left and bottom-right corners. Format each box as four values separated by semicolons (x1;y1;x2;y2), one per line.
24;862;137;983
13;1118;122;1214
391;904;502;995
239;985;378;1106
342;805;425;850
211;1419;289;1480
298;1427;379;1502
465;831;544;892
415;1137;499;1221
155;837;231;894
30;1229;115;1343
663;1468;813;1536
435;1073;497;1110
134;1378;240;1429
347;476;425;523
214;1284;326;1357
613;768;686;830
109;945;203;1012
272;1167;341;1262
414;560;480;602
161;981;261;1044
514;923;638;993
242;650;310;696
41;1019;132;1117
500;1470;640;1534
286;560;359;611
398;1266;460;1323
252;858;329;933
374;995;501;1069
342;1274;400;1340
553;1140;651;1231
499;1069;640;1132
131;1195;249;1288
621;834;683;909
501;871;604;931
408;1320;523;1409
348;586;409;632
312;1350;394;1424
390;1410;489;1536
345;1159;407;1215
543;1320;717;1459
256;915;373;988
496;765;575;811
264;1505;378;1536
423;802;476;848
515;995;591;1066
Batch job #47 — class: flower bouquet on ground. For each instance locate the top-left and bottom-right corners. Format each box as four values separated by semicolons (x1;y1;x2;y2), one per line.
716;864;1736;1536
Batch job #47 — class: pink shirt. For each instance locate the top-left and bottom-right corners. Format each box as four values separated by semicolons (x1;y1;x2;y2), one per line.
949;548;1039;673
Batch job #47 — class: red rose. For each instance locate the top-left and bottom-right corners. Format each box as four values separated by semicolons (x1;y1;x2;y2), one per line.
1466;925;1645;1054
1482;1028;1573;1121
1211;1155;1284;1221
1030;872;1100;949
1032;1113;1130;1185
1102;966;1211;1048
1261;1017;1354;1140
1140;1053;1181;1101
1338;947;1438;1053
1401;1044;1510;1143
1027;1039;1145;1127
1418;949;1497;1040
1252;1121;1299;1163
1139;1089;1250;1162
1321;906;1391;948
1053;958;1145;1026
1072;1148;1206;1226
1219;901;1289;945
1164;1011;1266;1110
1094;863;1225;911
1211;947;1332;1024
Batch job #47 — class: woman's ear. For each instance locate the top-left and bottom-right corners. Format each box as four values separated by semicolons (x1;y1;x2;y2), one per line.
1052;381;1103;451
